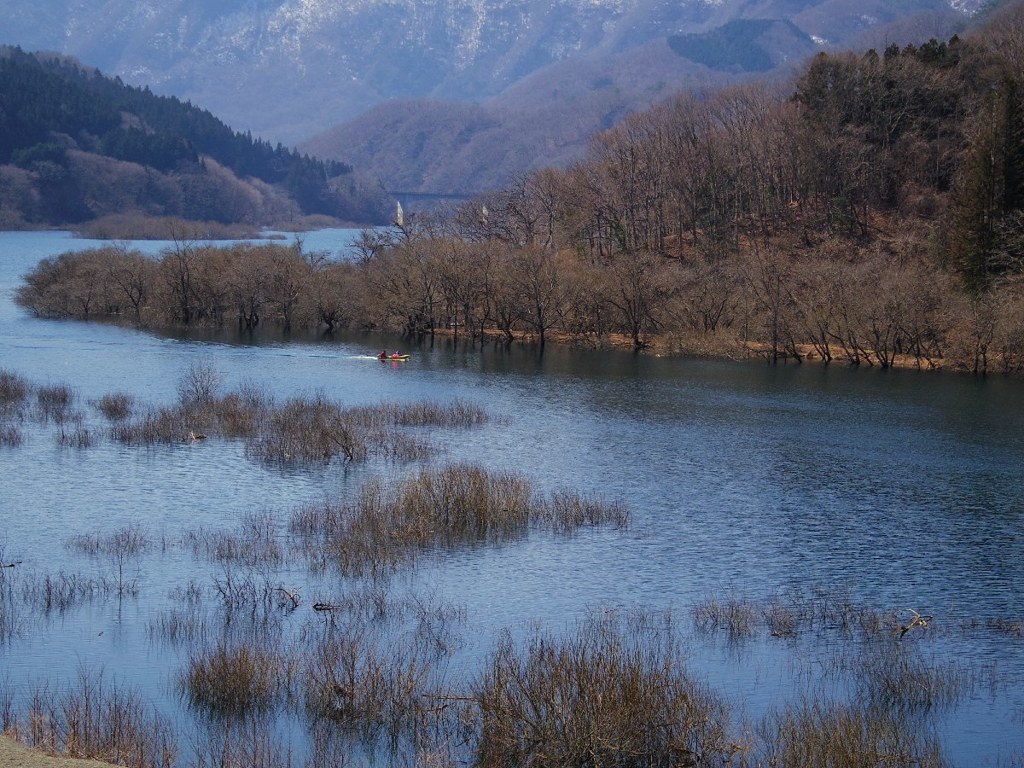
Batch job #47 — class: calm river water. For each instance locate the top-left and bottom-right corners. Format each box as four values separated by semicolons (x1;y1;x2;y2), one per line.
1;230;1022;766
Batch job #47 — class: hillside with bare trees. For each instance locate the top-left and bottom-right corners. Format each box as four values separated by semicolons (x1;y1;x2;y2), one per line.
17;10;1024;375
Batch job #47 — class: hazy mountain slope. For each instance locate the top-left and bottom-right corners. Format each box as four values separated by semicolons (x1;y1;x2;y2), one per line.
0;0;982;145
0;0;988;198
300;0;973;195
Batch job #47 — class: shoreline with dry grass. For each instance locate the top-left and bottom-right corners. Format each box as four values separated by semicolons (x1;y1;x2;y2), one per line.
0;735;118;768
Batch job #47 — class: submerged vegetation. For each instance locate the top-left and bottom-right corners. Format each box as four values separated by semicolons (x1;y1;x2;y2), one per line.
475;611;730;767
4;374;1022;767
0;365;489;469
290;464;629;575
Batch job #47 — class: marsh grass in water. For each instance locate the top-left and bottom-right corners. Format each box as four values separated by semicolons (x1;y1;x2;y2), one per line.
189;712;296;768
691;592;931;644
848;638;970;712
94;391;134;422
35;382;74;423
20;570;124;612
0;423;23;447
147;604;209;645
183;641;290;716
474;609;729;768
303;615;446;748
56;413;94;448
67;523;149;595
0;552;20;642
0;369;30;414
3;666;177;768
760;697;947;768
291;463;630;575
693;596;760;640
0;368;491;474
187;511;284;567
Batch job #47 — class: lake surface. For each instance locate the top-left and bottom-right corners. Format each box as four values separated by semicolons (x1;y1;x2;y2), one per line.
1;230;1023;766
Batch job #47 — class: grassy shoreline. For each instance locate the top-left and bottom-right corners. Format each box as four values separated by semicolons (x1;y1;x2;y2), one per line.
0;735;115;768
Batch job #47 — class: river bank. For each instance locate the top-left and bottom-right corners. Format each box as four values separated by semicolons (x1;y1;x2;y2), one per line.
0;736;112;768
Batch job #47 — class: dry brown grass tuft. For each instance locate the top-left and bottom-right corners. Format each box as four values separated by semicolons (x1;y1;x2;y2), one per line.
474;609;729;767
182;642;285;716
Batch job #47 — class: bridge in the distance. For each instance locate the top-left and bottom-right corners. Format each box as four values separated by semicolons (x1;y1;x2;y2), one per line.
388;190;476;208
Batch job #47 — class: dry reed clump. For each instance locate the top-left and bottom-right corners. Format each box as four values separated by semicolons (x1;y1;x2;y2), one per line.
346;400;489;429
0;369;31;413
687;592;924;643
182;641;287;716
35;382;74;423
537;488;631;532
692;596;760;640
5;666;176;768
56;414;94;448
112;404;195;444
147;604;208;644
214;384;272;437
187;512;284;567
473;609;730;768
247;394;367;464
291;464;630;575
848;638;969;711
94;391;134;422
759;697;948;768
0;424;23;447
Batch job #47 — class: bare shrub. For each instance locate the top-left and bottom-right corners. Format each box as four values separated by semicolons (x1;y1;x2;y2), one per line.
247;394;367;464
303;618;440;745
474;610;730;767
94;392;134;422
67;523;149;595
112;405;192;445
214;384;271;437
177;362;223;408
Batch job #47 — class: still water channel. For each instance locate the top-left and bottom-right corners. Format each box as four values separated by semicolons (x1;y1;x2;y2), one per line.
1;230;1022;766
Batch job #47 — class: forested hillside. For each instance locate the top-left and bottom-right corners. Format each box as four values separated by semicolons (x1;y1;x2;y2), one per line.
16;8;1024;375
0;47;389;229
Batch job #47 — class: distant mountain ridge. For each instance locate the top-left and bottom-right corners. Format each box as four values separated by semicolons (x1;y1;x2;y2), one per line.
0;0;988;196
